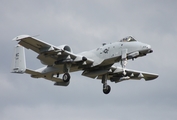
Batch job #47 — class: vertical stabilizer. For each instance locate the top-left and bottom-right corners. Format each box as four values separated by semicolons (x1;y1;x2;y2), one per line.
11;45;26;73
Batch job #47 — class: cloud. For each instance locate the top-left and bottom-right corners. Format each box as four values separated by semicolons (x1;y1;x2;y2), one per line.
0;73;15;95
0;0;177;120
1;99;177;120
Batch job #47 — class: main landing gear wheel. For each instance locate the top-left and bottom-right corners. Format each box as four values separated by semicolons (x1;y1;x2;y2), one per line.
103;85;111;94
62;73;70;82
102;74;111;94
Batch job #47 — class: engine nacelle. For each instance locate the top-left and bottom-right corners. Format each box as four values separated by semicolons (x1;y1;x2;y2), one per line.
40;45;72;65
57;45;72;52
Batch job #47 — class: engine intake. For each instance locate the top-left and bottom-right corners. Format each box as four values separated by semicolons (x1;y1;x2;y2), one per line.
57;45;72;52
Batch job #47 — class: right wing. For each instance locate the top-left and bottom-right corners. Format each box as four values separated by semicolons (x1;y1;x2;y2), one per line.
13;35;53;54
13;35;94;66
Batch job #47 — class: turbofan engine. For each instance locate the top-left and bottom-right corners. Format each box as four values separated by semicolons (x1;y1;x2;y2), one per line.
57;45;72;52
40;45;72;65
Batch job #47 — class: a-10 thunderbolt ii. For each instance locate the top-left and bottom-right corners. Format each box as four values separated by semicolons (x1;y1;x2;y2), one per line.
12;35;158;94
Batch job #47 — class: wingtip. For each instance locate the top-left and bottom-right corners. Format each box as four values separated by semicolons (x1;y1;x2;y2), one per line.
145;74;159;81
12;35;30;41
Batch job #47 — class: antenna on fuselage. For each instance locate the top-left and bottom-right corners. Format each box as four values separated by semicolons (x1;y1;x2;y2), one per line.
102;43;106;46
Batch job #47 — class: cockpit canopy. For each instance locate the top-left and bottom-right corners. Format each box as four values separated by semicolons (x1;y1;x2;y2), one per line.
120;36;136;42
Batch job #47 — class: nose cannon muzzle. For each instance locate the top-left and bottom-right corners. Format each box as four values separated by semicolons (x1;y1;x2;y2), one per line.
148;49;153;53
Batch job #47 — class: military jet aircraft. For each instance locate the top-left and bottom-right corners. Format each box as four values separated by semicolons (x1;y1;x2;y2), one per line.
12;35;158;94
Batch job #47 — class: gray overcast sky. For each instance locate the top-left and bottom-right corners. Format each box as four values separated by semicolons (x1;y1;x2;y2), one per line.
0;0;177;120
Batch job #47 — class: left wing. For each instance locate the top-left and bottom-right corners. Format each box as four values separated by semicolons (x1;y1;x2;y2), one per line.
109;66;158;82
82;66;158;83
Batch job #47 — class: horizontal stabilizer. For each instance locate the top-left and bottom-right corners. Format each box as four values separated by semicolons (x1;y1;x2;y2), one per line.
25;69;41;78
26;68;69;86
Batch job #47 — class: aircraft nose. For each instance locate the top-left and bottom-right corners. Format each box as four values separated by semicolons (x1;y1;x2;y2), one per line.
148;49;153;53
147;44;153;53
